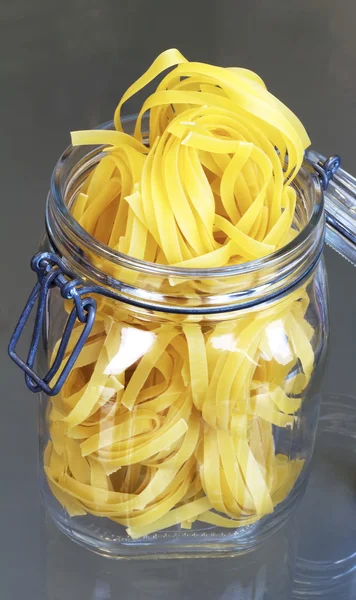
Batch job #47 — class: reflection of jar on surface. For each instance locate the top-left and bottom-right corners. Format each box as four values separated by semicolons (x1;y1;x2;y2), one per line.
46;515;297;600
9;117;356;558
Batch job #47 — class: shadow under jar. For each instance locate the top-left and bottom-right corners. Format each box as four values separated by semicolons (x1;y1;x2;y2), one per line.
19;117;331;558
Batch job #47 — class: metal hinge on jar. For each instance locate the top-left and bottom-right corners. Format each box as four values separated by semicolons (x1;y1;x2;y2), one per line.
307;150;356;265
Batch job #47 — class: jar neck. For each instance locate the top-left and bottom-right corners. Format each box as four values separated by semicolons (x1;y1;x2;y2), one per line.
46;127;324;315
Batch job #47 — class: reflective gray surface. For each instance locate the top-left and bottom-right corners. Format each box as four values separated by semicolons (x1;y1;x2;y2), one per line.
1;1;356;598
44;517;297;600
293;395;356;599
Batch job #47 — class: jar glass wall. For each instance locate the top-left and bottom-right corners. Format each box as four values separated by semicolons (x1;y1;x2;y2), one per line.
36;118;328;558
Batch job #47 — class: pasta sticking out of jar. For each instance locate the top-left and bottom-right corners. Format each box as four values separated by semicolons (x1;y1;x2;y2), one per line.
41;49;326;548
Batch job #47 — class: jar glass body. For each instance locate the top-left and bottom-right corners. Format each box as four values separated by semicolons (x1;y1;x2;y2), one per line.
37;119;329;558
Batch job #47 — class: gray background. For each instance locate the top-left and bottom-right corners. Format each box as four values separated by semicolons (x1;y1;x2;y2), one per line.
1;1;356;598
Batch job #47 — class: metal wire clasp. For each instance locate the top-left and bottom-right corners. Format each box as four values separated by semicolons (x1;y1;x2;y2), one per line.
8;252;96;396
312;155;341;190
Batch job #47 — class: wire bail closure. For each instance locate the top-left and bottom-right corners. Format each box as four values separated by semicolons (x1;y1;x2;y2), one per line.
312;155;341;190
8;252;97;396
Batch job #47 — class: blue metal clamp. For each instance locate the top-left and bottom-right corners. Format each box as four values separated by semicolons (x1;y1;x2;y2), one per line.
312;154;341;190
8;252;96;396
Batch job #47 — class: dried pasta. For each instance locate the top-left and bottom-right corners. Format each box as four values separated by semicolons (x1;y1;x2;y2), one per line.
45;49;313;539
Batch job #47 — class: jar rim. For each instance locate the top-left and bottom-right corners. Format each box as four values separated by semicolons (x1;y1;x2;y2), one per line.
48;116;324;281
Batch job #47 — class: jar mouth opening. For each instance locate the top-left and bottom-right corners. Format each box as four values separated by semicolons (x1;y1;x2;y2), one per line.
49;117;323;280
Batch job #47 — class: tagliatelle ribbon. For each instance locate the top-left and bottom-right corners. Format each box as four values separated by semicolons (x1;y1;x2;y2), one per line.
71;48;310;266
44;49;315;539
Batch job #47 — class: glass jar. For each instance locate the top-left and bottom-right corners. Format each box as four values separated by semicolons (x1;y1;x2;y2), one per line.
9;117;356;558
